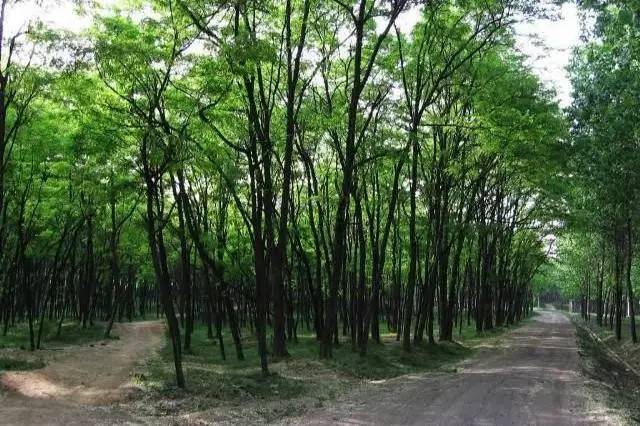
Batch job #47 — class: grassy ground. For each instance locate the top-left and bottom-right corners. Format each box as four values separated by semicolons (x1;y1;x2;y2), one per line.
573;318;640;424
0;320;107;349
130;319;520;424
574;315;640;375
0;320;106;371
0;356;46;371
588;316;639;342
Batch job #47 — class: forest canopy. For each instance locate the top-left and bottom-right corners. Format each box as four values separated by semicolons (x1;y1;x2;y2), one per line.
0;0;573;387
535;0;640;344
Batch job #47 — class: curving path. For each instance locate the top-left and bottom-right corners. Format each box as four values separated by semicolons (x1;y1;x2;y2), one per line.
0;320;164;425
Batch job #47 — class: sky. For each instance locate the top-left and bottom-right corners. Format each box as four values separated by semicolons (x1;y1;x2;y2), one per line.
513;3;582;107
8;0;581;106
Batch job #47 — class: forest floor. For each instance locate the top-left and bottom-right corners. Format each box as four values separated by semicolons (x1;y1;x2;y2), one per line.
289;309;626;425
574;317;640;423
0;320;163;425
127;322;483;424
0;310;631;425
0;317;507;425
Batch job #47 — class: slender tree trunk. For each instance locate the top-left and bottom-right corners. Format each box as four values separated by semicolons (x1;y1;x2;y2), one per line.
627;218;637;343
403;128;418;351
615;231;623;341
141;136;185;388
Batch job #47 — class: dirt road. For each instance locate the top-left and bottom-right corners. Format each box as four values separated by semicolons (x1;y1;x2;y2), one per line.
297;309;623;425
0;320;164;425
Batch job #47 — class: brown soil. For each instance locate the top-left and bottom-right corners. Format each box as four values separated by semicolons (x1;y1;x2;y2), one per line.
291;309;625;425
0;320;164;425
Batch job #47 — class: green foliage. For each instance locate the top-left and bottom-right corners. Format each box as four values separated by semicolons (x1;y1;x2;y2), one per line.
0;321;106;350
569;1;640;232
0;0;572;390
0;357;46;372
534;232;599;298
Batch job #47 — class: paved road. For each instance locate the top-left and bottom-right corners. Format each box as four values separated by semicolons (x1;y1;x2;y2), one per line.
298;309;621;425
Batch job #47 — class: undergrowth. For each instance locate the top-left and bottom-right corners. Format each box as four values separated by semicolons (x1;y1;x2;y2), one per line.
133;317;525;423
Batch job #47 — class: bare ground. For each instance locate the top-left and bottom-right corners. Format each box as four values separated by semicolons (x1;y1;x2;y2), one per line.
290;309;626;426
0;320;164;425
0;311;628;425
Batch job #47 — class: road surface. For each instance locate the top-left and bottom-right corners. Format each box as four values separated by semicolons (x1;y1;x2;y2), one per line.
296;309;622;425
0;321;164;425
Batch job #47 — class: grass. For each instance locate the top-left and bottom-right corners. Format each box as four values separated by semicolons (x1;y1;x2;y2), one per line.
133;317;524;423
0;356;46;371
574;319;640;423
574;316;640;372
0;320;107;372
571;314;640;380
0;320;106;350
587;316;639;343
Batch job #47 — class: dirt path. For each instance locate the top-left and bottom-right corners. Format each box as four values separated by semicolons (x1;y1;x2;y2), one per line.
294;309;624;426
0;320;164;425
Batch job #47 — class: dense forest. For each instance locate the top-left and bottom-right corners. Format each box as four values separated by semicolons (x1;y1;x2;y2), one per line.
3;0;625;392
